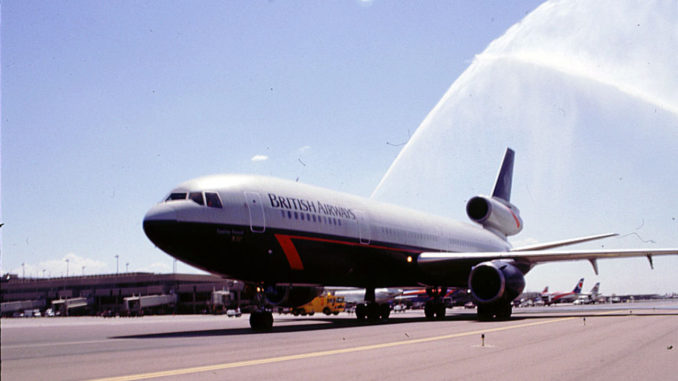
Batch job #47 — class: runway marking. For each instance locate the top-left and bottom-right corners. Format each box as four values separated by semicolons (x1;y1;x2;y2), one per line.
89;316;576;381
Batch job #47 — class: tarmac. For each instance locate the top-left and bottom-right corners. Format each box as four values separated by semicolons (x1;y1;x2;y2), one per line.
2;301;677;380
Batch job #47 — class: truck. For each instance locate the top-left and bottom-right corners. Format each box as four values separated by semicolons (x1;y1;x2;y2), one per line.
292;295;346;316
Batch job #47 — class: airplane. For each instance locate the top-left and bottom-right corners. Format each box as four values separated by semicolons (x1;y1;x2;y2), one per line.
395;287;470;311
541;278;584;305
574;282;601;304
143;148;678;330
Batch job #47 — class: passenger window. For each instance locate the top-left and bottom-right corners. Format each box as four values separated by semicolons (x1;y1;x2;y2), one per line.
189;192;204;206
166;193;187;201
205;192;222;208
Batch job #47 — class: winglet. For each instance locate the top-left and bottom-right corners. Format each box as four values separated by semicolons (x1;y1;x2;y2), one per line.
491;148;515;202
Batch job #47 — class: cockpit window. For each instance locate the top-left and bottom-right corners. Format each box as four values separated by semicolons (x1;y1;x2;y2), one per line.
205;192;223;208
166;192;187;201
189;192;205;206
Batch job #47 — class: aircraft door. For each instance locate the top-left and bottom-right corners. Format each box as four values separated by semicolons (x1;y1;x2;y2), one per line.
356;210;371;245
244;192;266;233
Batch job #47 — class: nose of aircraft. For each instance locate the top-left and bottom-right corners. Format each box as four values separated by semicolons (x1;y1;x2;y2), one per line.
142;204;177;248
144;203;177;223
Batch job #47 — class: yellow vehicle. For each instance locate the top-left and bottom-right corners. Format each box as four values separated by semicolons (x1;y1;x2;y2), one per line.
292;295;346;316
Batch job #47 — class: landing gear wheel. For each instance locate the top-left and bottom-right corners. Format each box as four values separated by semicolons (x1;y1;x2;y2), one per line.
249;311;273;331
366;303;381;321
356;304;367;320
425;301;446;320
424;302;435;320
476;302;512;321
356;303;390;321
379;303;391;320
435;303;446;320
477;305;492;321
495;302;512;321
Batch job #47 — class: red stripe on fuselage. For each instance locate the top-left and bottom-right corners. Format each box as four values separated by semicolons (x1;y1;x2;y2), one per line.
275;234;304;270
274;233;422;271
279;234;422;253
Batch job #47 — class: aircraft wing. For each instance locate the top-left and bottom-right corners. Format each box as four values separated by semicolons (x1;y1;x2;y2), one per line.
418;248;678;275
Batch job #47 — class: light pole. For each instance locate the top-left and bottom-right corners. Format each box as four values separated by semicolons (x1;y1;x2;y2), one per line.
82;266;85;276
126;262;129;273
42;269;46;278
22;262;25;279
115;255;119;274
65;259;70;277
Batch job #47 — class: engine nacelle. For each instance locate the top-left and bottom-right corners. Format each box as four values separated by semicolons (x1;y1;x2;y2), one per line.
466;196;523;236
263;285;323;307
468;261;525;304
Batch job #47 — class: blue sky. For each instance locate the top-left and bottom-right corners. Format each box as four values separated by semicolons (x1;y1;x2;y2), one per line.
2;1;676;294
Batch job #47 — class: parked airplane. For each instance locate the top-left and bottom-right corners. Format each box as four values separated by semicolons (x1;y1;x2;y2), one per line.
329;288;402;305
574;282;601;304
541;278;584;305
395;287;470;312
143;148;678;330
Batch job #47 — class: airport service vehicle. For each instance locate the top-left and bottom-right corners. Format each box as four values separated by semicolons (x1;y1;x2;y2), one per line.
292;295;346;316
143;148;678;330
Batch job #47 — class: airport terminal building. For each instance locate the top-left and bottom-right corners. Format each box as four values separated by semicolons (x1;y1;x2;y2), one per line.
0;273;247;317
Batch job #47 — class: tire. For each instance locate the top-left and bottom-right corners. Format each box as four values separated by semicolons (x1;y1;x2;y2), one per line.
356;304;367;320
424;302;435;320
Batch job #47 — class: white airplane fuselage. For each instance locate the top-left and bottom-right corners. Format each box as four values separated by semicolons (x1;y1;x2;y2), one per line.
143;174;510;288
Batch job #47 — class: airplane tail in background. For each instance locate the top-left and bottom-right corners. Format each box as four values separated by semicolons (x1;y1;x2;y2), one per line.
590;282;600;296
573;278;585;294
541;286;549;294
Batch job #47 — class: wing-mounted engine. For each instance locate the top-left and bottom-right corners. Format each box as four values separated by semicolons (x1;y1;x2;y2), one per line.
466;196;522;237
263;285;323;307
468;260;525;320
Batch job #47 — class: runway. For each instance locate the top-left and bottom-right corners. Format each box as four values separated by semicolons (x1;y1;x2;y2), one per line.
2;301;677;380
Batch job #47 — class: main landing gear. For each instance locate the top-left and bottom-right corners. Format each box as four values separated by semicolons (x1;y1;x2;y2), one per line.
354;287;391;321
477;301;512;321
249;286;274;331
424;287;447;320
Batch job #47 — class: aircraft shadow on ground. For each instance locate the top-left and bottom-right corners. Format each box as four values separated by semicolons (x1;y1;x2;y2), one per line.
109;309;673;339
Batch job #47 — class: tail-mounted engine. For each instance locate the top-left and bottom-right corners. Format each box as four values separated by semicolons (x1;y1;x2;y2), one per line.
468;260;525;304
466;196;523;237
263;285;322;307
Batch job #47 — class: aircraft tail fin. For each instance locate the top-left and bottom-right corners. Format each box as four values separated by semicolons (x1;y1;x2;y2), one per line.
573;278;584;294
465;148;522;237
590;282;600;295
492;148;515;202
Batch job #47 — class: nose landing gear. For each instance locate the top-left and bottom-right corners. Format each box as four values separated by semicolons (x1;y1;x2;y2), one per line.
249;286;274;331
354;287;391;322
424;286;447;320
